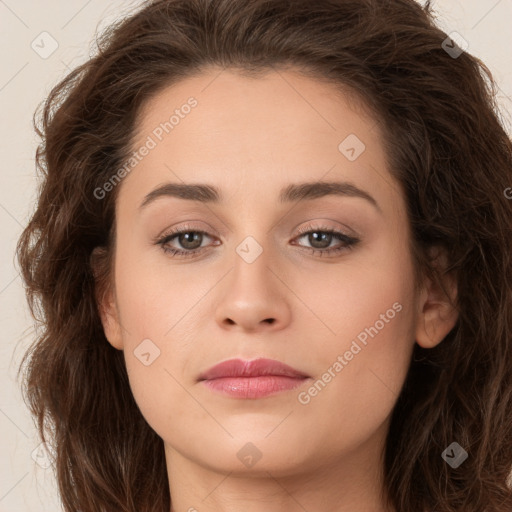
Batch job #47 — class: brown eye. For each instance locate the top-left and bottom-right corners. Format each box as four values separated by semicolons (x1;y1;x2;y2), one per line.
155;225;360;259
174;231;204;250
293;226;360;257
157;229;216;258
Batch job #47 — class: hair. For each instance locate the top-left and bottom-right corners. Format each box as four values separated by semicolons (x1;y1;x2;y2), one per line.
15;0;512;510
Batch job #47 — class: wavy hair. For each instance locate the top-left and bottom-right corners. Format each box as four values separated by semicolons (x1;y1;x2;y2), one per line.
16;0;512;510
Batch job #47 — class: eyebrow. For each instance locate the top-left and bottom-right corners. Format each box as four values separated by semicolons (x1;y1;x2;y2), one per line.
139;180;381;213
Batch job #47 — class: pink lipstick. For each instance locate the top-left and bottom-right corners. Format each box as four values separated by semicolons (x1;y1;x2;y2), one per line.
198;357;310;399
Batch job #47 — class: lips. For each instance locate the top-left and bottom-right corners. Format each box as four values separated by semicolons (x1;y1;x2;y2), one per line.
198;357;311;399
198;357;310;381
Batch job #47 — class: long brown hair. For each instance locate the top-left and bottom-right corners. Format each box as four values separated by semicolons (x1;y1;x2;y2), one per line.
16;0;512;510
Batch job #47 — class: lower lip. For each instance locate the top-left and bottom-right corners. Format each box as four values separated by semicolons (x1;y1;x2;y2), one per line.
200;375;309;399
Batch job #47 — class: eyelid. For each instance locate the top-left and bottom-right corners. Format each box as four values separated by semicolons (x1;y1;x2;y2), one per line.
157;217;356;237
153;221;218;241
294;220;357;238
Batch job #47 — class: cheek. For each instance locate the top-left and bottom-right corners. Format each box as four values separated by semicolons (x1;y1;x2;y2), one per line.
111;242;211;433
292;241;417;446
113;231;211;340
289;230;416;354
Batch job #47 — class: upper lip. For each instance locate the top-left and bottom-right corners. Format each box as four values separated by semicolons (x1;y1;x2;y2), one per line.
198;358;310;381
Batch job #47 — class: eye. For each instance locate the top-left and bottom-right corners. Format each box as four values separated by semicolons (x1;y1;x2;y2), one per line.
155;224;218;259
291;224;360;257
154;223;360;259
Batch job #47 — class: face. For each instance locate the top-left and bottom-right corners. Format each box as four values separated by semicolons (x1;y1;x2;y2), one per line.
97;67;454;484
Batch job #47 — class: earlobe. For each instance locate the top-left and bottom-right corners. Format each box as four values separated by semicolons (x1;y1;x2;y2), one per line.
415;247;459;349
97;289;124;351
90;246;124;350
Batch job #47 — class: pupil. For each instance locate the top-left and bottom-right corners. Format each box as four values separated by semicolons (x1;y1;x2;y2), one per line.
310;232;331;249
180;232;202;249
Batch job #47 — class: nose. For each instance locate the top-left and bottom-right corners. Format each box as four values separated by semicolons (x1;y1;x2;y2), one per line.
214;241;292;333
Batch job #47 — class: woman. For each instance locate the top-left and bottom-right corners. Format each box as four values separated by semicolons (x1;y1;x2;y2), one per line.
16;0;512;510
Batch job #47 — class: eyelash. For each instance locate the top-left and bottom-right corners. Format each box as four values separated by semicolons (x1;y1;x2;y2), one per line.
154;223;360;259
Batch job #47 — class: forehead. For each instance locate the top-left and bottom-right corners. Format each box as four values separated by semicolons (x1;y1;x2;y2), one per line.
117;66;400;216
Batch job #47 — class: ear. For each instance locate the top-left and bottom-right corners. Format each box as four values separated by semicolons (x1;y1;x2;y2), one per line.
90;246;124;350
415;246;459;349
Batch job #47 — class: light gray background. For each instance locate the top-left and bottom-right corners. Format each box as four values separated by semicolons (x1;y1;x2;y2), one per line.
1;0;511;510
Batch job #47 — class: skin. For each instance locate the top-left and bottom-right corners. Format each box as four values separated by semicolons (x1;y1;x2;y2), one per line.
95;66;458;512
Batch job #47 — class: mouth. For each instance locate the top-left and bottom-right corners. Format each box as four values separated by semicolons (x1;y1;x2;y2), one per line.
198;357;311;399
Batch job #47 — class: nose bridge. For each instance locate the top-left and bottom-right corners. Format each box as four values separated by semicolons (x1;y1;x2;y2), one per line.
224;200;293;290
227;199;274;269
214;223;292;331
229;195;285;270
230;230;274;291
